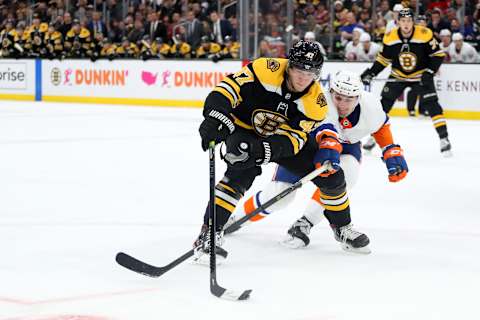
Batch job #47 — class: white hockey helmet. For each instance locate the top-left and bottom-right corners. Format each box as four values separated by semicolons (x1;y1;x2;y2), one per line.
330;70;362;97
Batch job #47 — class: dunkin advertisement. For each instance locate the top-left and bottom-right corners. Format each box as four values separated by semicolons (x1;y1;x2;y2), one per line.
42;60;241;106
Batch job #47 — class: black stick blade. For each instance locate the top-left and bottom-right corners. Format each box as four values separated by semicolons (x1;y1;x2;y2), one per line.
115;252;167;278
211;282;252;301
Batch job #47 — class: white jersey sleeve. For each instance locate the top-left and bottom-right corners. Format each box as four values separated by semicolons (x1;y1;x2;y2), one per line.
336;91;387;144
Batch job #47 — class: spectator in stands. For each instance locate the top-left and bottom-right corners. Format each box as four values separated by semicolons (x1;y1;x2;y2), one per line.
128;19;145;45
74;0;88;23
450;18;462;34
209;10;233;45
357;32;380;62
304;31;327;57
58;12;72;37
344;27;363;61
372;17;386;42
185;9;204;50
315;2;329;27
439;29;452;51
258;39;276;57
386;3;403;33
449;32;480;63
145;12;167;43
378;0;393;23
340;12;361;46
428;8;451;37
87;11;106;38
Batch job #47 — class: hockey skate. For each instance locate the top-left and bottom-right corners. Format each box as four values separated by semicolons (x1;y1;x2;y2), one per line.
332;223;371;254
362;136;376;151
281;216;314;249
408;110;416;117
440;137;452;158
192;224;228;265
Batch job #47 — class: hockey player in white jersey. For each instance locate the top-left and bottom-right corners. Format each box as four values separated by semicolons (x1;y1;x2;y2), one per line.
448;33;480;63
227;70;408;254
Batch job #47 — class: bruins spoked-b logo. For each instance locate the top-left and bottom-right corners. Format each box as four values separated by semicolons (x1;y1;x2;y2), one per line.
51;67;62;86
398;52;417;72
252;109;287;137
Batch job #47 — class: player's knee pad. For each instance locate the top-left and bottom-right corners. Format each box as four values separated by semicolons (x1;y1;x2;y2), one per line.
340;154;360;191
243;181;295;222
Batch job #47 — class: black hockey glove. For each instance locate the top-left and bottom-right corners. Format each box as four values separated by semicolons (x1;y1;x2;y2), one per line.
223;131;272;169
360;68;375;86
199;109;235;151
420;69;435;86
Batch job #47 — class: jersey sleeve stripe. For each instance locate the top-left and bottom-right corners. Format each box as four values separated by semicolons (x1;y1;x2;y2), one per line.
217;82;239;104
222;77;241;99
212;87;235;107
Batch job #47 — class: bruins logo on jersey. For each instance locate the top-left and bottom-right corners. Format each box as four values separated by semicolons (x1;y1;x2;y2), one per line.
398;52;418;72
317;93;328;108
267;58;280;72
252;109;287;137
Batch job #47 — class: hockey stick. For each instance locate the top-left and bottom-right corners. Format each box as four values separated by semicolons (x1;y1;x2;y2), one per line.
115;162;330;278
371;78;420;83
224;162;331;235
208;141;252;300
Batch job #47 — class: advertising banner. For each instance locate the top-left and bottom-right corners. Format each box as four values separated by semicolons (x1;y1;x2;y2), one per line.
0;59;36;100
42;59;242;107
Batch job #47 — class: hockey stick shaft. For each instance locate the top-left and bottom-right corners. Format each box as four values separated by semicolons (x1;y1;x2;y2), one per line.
224;163;331;235
371;78;420;83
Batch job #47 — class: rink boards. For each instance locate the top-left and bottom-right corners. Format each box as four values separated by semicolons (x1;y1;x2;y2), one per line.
1;59;479;120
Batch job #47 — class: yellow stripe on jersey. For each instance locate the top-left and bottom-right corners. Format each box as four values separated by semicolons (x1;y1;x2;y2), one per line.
276;129;300;154
215;197;236;213
298;83;329;121
232;116;253;130
218;182;236;194
222;77;242;101
251;58;287;91
391;68;425;79
321;191;347;200
212;87;235;107
376;53;391;66
430;51;446;58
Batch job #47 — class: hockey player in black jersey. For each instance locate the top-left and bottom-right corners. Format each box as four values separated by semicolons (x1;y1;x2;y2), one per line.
361;8;452;157
194;40;369;263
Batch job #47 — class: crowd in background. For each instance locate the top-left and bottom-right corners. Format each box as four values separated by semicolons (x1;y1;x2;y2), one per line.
0;0;479;62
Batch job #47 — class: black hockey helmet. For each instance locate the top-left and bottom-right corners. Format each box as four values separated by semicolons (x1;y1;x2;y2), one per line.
398;8;414;20
287;40;324;78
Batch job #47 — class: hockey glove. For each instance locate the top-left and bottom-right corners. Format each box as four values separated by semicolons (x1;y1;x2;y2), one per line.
420;69;435;86
360;68;375;86
314;133;342;177
199;109;235;151
382;144;408;182
223;131;271;169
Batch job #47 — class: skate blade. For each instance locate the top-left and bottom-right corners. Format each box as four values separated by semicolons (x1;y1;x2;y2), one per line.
340;243;371;255
280;235;306;249
441;150;453;158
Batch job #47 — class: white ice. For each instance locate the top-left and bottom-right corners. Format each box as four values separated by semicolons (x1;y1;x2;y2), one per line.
0;101;479;320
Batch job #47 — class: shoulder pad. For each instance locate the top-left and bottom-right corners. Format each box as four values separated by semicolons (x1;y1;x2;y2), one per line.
251;58;288;90
80;28;91;38
211;43;221;53
411;26;433;43
66;29;75;37
383;28;401;45
40;23;48;32
297;82;329;121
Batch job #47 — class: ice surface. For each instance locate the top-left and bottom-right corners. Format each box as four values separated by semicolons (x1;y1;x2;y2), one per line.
0;101;479;320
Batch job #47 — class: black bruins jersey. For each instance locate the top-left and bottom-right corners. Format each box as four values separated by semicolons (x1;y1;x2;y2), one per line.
371;25;445;80
207;58;329;154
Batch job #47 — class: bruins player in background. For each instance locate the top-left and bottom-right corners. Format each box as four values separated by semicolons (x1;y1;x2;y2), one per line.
194;40;369;263
361;8;452;157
